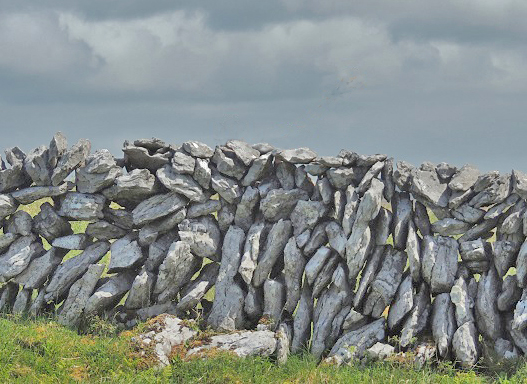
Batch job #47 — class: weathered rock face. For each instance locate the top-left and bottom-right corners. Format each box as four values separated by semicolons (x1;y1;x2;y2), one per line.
4;132;527;367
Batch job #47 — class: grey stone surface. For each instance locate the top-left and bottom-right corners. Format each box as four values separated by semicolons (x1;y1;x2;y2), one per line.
242;153;273;186
421;235;458;294
0;235;45;283
399;283;431;348
329;318;386;359
193;158;212;189
387;274;414;330
177;262;219;312
450;276;475;326
211;171;242;204
234;186;260;231
45;241;110;301
260;188;309;222
212;147;247;180
33;202;73;242
58;264;105;328
353;245;385;310
292;282;313;353
411;168;449;208
122;142;170;172
24;145;52;185
305;246;333;286
109;234;145;273
157;165;206;202
452;322;479;368
52;234;91;250
125;268;155;310
263;278;285;326
132;191;187;226
5;210;33;236
393;160;415;191
0;194;18;220
452;204;485;224
153;241;201;304
476;267;503;341
431;218;472;236
187;199;221;219
290;200;326;236
58;192;106;221
449;164;480;192
498;275;522;312
183;141;214;158
493;240;520;278
238;222;267;285
392;192;412;250
84;271;136;316
86;221;127;240
102;169;158;208
283;238;306;314
342;185;359;236
252;220;292;287
208;226;246;331
363;248;406;318
276;148;317;163
0;165;31;193
431;293;455;358
51;138;91;186
138;209;186;246
406;221;422;282
11;182;73;205
178;216;221;260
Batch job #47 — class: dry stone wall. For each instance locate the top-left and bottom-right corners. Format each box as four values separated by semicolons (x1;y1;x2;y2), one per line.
1;132;527;365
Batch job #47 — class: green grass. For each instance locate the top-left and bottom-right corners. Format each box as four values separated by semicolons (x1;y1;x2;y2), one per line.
4;314;527;384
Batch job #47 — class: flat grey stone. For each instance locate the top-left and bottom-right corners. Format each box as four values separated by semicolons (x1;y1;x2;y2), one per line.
326;221;346;257
45;241;110;301
244;285;263;320
449;189;475;209
182;141;214;158
234;187;260;231
406;221;421;282
469;174;511;208
76;164;121;194
312;254;340;299
354;178;384;225
187;199;221;218
0;194;18;220
421;235;458;294
102;169;158;208
373;207;392;246
58;192;106;221
381;157;395;201
399;283;431;348
290;200;326;236
0;233;19;254
157;165;206;202
365;342;395;361
242;153;273;186
153;241;201;304
252;143;274;154
187;330;277;359
5;210;32;236
0;235;45;283
332;189;346;223
193;158;212;189
476;267;503;341
431;292;455;358
212;147;247;180
327;167;357;189
48;131;67;168
304;222;329;256
58;264;105;328
171;151;195;174
33;202;73;242
211;171;242;204
260;188;309;222
493;240;520;278
84;271;136;316
13;247;66;289
452;204;485;224
108;233;144;273
225;140;260;166
217;197;236;232
145;232;177;272
450;276;475;326
387;274;414;330
0;282;18;311
305;246;332;286
0;165;31;193
238;222;267;285
391;192;412;250
292;283;313;353
357;161;384;195
177;262;219;312
411;168;449;208
316;177;333;204
11;182;73;205
51;138;91;186
86;221;127;240
178;216;221;260
345;225;371;283
24;145;52;185
133;138;167;152
393;161;415;191
329;318;386;359
253;220;292;287
342;185;359;237
138;209;186;246
263;278;285;326
452;322;479;368
132;191;187;226
276;161;296;190
458;217;499;243
125;268;155;309
276;147;317;163
449;164;480;191
52;234;91;250
208;226;246;331
431;218;472;236
498;275;521;312
122;143;170;172
12;288;31;315
283;238;305;314
276;322;293;365
363;248;406;318
354;245;386;310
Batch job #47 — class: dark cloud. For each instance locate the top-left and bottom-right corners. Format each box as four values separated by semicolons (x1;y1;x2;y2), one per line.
0;0;526;172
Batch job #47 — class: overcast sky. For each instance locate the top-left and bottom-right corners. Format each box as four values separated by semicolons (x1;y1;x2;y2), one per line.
1;1;526;172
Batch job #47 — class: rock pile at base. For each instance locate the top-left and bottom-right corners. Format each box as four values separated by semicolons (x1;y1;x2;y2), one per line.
2;132;527;367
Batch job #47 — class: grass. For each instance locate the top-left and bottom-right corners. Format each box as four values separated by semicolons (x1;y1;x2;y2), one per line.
4;314;527;384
